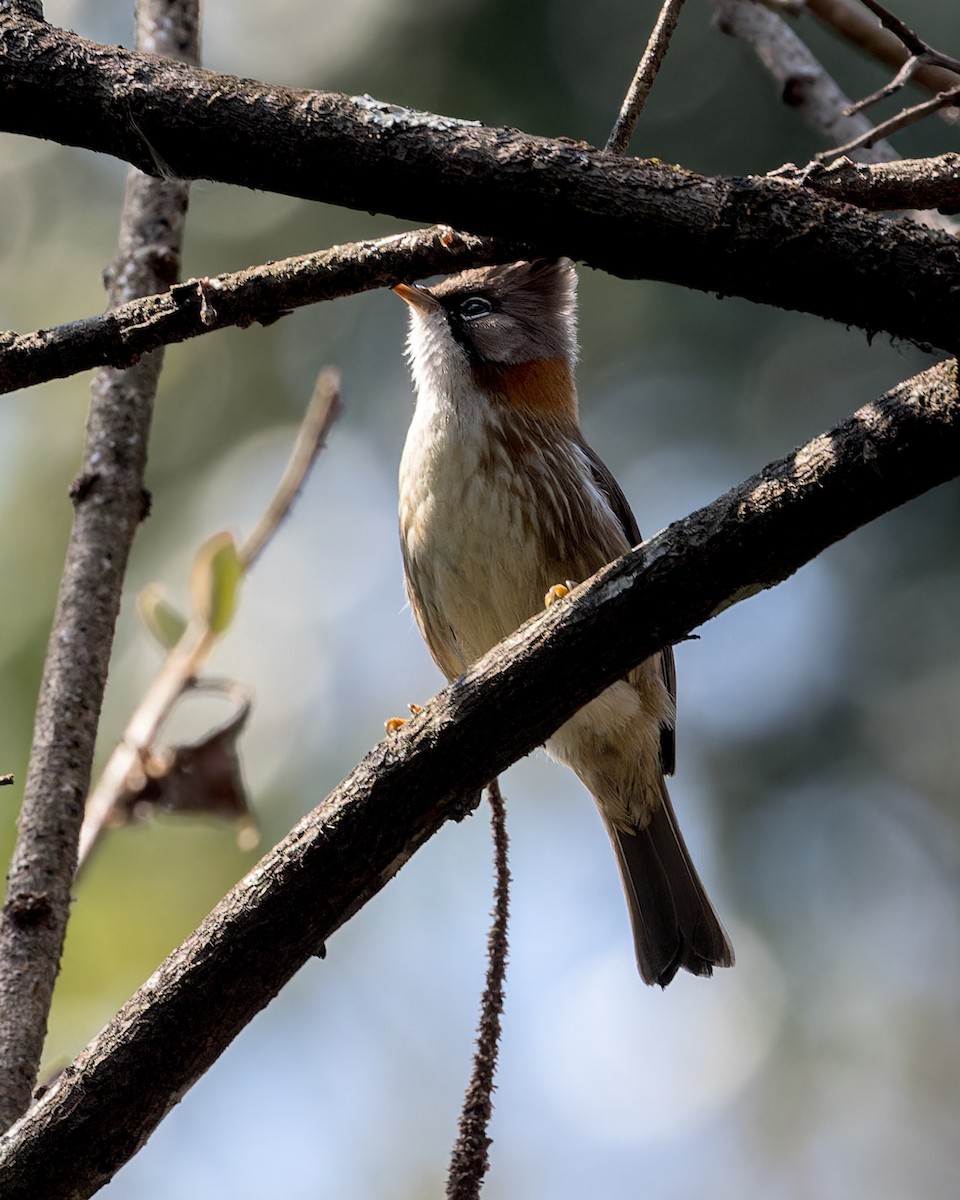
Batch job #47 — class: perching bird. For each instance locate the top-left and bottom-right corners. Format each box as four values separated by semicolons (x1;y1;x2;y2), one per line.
393;258;733;986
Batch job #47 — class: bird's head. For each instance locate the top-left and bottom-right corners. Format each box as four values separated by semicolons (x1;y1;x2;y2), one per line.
393;258;579;423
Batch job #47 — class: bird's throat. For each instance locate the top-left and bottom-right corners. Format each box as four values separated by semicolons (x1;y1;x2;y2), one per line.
471;356;579;423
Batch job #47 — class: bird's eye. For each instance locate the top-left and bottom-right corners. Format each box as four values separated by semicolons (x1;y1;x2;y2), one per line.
459;296;493;320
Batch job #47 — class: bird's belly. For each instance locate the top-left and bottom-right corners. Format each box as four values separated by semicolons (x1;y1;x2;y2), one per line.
402;458;548;668
399;407;632;680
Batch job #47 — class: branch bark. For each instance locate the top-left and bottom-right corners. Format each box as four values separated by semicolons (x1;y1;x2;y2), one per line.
1;14;959;353
777;151;960;211
0;357;956;1199
0;0;198;1130
804;0;960;100
0;227;525;396
715;0;897;162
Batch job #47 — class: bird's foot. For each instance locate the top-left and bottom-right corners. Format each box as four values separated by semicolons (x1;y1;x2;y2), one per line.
385;703;423;735
544;580;576;608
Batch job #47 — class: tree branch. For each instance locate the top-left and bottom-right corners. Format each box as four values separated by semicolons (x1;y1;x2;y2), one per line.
606;0;686;154
715;0;896;162
0;356;956;1198
775;151;960;210
817;83;960;163
0;227;525;396
804;0;960;101
1;14;959;353
0;0;199;1130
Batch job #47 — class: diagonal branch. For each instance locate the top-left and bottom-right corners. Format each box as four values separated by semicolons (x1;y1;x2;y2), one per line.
854;0;960;76
714;0;896;162
606;0;686;154
1;14;960;354
0;0;199;1130
0;227;525;396
0;356;956;1200
818;83;960;162
804;0;960;101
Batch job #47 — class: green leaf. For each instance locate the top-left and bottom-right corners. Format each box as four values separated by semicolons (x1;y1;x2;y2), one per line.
137;583;188;650
190;531;242;636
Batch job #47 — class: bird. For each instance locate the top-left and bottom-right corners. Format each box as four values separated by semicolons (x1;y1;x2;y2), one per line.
393;257;733;986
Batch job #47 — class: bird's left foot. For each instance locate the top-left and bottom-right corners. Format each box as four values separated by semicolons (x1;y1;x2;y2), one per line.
544;580;576;608
385;703;423;735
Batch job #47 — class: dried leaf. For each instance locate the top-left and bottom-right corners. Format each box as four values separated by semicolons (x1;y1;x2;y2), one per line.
114;684;258;846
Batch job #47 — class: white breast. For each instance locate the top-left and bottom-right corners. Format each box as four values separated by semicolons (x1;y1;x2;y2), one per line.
399;377;627;674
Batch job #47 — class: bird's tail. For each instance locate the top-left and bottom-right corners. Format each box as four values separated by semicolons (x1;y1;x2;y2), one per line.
605;778;734;987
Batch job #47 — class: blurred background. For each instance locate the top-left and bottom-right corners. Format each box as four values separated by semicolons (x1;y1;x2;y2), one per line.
1;0;958;1196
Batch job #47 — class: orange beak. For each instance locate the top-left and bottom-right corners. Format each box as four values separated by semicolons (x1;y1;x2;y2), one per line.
392;282;439;312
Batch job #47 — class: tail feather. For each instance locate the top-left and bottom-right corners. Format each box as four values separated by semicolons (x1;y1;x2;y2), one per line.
606;780;734;987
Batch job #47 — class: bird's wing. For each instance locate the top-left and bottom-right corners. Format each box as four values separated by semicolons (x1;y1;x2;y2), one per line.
578;437;677;776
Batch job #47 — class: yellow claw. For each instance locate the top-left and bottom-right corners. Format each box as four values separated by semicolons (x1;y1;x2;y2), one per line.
544;583;570;608
385;703;423;736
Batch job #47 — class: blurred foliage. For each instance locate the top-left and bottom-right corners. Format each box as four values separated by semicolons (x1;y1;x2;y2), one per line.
1;1;958;1198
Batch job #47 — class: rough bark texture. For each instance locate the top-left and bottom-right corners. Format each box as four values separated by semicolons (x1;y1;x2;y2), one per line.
0;358;956;1200
0;228;527;396
794;152;960;210
1;14;959;353
0;0;198;1131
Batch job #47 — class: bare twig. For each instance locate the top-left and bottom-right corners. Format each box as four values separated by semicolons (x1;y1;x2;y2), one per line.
854;0;960;75
0;358;957;1199
238;369;343;571
446;779;510;1200
813;0;960;160
830;0;960;121
0;0;199;1131
804;0;960;103
76;369;343;875
714;0;896;161
845;52;930;116
606;0;686;154
817;85;960;163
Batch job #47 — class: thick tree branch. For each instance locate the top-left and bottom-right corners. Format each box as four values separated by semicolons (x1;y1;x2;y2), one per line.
1;15;959;353
0;1;199;1130
0;227;525;396
0;357;956;1199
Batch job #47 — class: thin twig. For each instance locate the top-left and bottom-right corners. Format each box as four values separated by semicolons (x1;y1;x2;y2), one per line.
446;779;510;1200
855;0;960;74
813;0;960;160
804;0;960;103
0;0;198;1131
239;369;343;571
714;0;897;162
817;85;960;162
606;0;686;153
76;368;343;876
844;51;927;115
